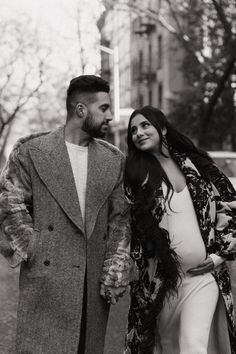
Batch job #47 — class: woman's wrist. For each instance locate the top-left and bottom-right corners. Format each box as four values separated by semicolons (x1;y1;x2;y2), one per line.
208;254;224;268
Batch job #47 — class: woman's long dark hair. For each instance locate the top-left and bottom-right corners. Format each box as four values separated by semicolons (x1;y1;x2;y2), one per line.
125;106;212;196
125;106;213;353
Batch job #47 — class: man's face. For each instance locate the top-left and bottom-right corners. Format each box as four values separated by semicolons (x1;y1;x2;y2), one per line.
82;92;113;138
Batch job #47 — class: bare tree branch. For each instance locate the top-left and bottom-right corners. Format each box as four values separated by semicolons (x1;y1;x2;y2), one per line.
0;105;10;124
77;7;86;74
200;47;236;141
0;77;43;137
104;0;208;67
165;0;207;66
0;121;14;166
211;0;233;39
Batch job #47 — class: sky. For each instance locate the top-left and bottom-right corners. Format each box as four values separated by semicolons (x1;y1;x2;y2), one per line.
0;0;104;74
0;0;105;156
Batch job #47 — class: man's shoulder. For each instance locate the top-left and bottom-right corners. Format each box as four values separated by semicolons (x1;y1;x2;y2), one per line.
95;138;124;158
12;131;51;153
12;125;65;154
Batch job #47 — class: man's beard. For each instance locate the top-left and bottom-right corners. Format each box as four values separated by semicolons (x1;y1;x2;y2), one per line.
82;112;107;138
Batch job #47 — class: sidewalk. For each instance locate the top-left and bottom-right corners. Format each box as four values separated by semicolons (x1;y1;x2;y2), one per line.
0;256;129;354
0;256;235;354
0;257;18;354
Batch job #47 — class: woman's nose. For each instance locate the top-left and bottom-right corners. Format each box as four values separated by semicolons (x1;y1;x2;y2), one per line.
136;128;144;137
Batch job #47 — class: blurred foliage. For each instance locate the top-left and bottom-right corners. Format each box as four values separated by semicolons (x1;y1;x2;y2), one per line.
104;0;236;150
0;14;77;165
0;15;66;163
0;16;46;158
167;0;236;149
0;1;105;166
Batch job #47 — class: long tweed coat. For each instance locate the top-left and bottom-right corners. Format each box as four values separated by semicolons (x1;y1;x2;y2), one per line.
0;126;131;354
125;150;236;354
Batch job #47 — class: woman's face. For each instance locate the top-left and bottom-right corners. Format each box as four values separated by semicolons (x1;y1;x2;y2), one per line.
130;114;161;153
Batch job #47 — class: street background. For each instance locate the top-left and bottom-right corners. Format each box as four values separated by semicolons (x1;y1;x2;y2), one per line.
0;0;236;353
0;256;235;354
0;256;130;354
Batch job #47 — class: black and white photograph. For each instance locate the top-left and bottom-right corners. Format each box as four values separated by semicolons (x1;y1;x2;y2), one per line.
0;1;235;353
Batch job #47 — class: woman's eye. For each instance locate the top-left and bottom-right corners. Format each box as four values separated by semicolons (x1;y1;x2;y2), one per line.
131;127;137;135
143;122;150;128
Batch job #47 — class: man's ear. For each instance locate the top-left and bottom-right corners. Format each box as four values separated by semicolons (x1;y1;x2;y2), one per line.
75;103;87;118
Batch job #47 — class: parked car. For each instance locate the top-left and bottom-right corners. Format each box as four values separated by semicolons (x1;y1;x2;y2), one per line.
208;151;236;190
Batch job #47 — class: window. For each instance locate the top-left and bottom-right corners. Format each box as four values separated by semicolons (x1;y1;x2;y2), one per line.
158;83;163;109
139;94;143;107
158;35;163;69
139;50;143;78
149;42;152;68
149;89;152;105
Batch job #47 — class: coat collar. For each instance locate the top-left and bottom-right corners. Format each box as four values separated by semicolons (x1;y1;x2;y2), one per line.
28;126;84;233
28;126;118;237
84;138;119;238
174;151;216;245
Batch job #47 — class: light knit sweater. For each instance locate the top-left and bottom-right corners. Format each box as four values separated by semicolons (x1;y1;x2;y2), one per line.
66;141;88;222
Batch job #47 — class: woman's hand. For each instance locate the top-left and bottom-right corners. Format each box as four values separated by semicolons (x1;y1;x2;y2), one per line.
222;235;236;255
100;283;126;305
187;256;214;275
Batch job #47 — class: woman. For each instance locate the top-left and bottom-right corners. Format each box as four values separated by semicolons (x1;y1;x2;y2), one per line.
124;106;236;354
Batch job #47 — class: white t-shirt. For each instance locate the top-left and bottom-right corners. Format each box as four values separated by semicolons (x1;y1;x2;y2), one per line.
65;141;88;222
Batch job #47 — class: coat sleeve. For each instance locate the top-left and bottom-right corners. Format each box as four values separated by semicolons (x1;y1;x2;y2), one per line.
0;144;34;267
207;164;236;260
100;154;132;288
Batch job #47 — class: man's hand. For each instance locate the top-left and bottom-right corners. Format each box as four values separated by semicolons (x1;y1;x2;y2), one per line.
100;284;127;305
187;256;214;275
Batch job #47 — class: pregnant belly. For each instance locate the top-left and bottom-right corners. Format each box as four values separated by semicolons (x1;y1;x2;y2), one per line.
171;237;207;272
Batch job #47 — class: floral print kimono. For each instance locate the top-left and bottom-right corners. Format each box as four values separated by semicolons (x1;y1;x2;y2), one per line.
124;150;236;354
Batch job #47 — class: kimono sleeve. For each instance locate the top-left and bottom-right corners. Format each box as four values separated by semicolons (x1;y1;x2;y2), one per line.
100;154;132;288
208;164;236;260
0;145;34;267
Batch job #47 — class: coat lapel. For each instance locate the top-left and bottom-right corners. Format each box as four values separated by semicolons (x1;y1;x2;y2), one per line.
85;140;118;239
171;151;214;245
28;126;84;233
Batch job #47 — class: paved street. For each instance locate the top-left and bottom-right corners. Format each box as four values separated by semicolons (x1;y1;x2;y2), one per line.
0;258;18;354
0;256;235;354
0;256;129;354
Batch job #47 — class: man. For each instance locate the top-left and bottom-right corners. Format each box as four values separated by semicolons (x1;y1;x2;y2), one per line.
0;75;131;354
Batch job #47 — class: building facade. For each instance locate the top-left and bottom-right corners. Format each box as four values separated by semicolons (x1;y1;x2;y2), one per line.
97;1;133;110
98;0;185;115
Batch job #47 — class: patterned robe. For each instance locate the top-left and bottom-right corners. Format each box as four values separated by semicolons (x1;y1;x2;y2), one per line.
125;150;236;354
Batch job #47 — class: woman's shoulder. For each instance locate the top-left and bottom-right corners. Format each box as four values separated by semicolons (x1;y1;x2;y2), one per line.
205;164;236;200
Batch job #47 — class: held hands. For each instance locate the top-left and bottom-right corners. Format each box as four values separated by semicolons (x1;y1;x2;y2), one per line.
187;256;214;275
100;284;127;305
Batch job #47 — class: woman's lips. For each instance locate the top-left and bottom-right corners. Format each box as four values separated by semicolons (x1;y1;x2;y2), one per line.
138;138;148;144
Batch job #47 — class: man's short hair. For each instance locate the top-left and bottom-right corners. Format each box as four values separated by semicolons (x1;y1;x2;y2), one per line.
66;75;110;116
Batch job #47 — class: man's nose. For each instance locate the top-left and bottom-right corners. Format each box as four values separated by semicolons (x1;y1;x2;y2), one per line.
105;110;113;122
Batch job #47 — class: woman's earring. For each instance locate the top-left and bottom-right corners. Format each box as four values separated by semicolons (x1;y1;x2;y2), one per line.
163;135;168;147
